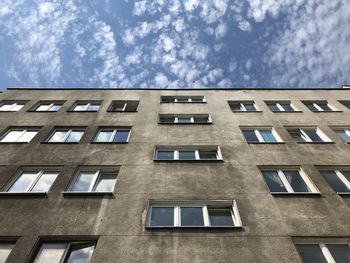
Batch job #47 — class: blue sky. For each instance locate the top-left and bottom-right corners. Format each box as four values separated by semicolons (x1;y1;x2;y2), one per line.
0;0;349;90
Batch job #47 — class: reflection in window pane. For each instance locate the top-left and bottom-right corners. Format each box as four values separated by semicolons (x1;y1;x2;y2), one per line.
208;208;234;226
262;171;287;192
34;243;67;263
335;130;350;142
0;243;14;262
8;172;38;192
67;245;94;263
179;151;196;160
49;131;67;142
296;244;328;263
17;131;37;142
36;105;51;111
327;244;350;262
74;104;87;111
284;170;310;192
321;170;349;192
95;131;113;142
66;131;83;142
31;172;59;192
150;207;174;226
71;172;96;192
180;207;204;226
94;173;116;192
1;131;23;142
260;130;277;142
177;117;192;123
114;130;130;142
157;151;174;160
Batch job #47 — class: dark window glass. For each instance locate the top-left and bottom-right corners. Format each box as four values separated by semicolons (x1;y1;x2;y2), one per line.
114;130;130;142
161;97;175;102
340;101;350;109
304;129;323;142
321;171;350;192
229;103;241;111
305;103;318;111
160;117;175;123
243;130;259;143
150;207;174;226
335;130;350;142
343;171;350;182
179;151;196;160
289;130;305;142
208;208;234;226
193;116;209;123
296;244;328;263
243;103;256;111
177;117;192;123
328;244;350;262
199;150;217;160
283;170;310;192
157;151;174;160
261;171;287;192
180;207;204;226
318;103;332;111
260;130;277;142
87;104;100;111
267;104;279;112
66;244;95;262
176;98;189;102
191;98;204;102
280;103;294;111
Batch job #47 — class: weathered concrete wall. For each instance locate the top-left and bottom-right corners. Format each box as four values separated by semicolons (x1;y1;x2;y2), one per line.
0;88;349;262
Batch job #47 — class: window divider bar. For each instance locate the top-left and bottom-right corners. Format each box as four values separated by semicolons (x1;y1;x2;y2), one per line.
335;170;350;190
277;170;294;193
203;206;210;226
254;129;264;142
319;243;336;263
174;206;180;226
110;130;117;142
27;170;43;192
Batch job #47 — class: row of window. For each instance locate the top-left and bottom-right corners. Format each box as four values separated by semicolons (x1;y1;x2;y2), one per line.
2;126;350;144
1;166;349;195
1;237;349;262
2;98;350;113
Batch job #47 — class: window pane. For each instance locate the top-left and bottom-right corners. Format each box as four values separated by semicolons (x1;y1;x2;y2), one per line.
284;170;311;192
71;171;96;192
0;104;12;111
327;244;350;262
318;103;332;111
335;130;350;142
176;98;189;102
0;243;14;262
261;171;287;192
193;117;209;123
31;172;59;192
17;131;38;142
156;151;174;160
159;117;175;123
112;102;126;111
36;105;51;111
208;208;234;226
1;130;23;142
50;104;62;111
34;243;66;263
321;170;349;192
150;207;174;226
259;130;277;142
179;151;196;160
87;104;100;111
49;131;67;142
289;130;305;142
199;150;218;160
161;97;174;102
243;130;259;143
180;207;204;226
67;245;94;263
95;131;113;142
191;98;204;102
229;103;241;111
73;104;87;111
94;173;116;192
304;130;323;142
11;104;24;111
113;130;130;142
243;103;256;111
342;171;350;182
66;131;84;142
296;244;328;263
341;101;350;109
280;103;294;111
8;172;38;192
305;103;318;111
177;117;192;123
267;104;279;111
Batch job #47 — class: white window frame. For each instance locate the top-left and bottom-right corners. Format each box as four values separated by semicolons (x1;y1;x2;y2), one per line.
332;170;350;191
268;102;297;112
306;102;335;112
35;102;62;112
290;128;331;142
48;129;84;143
230;102;257;111
146;200;242;228
94;128;131;143
0;129;38;143
262;168;319;193
173;97;205;103
160;115;212;124
242;128;282;143
155;147;223;161
69;169;118;193
72;102;99;111
113;102;127;111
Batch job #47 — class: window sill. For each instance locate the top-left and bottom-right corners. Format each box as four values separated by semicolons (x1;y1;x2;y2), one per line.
310;110;343;113
158;122;213;125
90;142;128;144
296;141;334;144
66;111;99;113
247;142;285;144
62;191;114;196
145;225;242;229
270;192;321;196
106;110;138;113
0;192;47;197
0;142;30;144
160;102;207;104
337;192;350;195
231;110;263;113
41;142;80;144
153;159;223;162
27;111;59;113
271;111;303;113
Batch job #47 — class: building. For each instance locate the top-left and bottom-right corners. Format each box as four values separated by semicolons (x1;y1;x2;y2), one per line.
0;87;349;262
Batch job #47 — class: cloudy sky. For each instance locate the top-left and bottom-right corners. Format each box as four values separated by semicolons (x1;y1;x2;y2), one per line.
0;0;349;90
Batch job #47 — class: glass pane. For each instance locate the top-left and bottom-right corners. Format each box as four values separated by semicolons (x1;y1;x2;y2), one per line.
31;172;59;192
280;103;294;111
318;103;332;111
87;104;100;111
73;104;87;111
150;207;174;226
71;171;96;192
267;104;279;111
0;243;14;262
159;117;175;123
49;131;67;142
179;151;196;160
177;117;192;123
161;97;174;102
321;170;349;192
67;245;94;263
156;151;174;160
342;171;350;182
261;171;287;192
11;104;24;111
94;173;116;192
180;207;204;226
17;131;38;142
114;130;130;142
328;244;350;262
284;170;310;192
193;117;209;123
95;131;113;142
36;105;51;111
208;208;234;226
259;130;277;142
199;150;217;160
112;102;126;111
243;103;256;111
335;130;350;142
304;129;323;142
0;130;23;142
305;103;318;111
341;101;350;109
66;131;84;142
34;243;66;263
0;104;13;111
191;98;204;102
296;244;328;263
229;103;241;111
50;104;62;111
176;98;189;102
8;172;38;192
243;130;259;143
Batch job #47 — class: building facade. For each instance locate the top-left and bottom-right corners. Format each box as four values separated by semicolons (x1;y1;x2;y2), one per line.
0;88;349;262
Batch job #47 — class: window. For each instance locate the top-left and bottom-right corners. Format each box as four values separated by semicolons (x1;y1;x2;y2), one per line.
33;241;95;263
319;170;350;193
0;128;39;143
287;127;331;143
296;242;350;263
108;100;139;112
154;146;223;161
71;101;101;112
31;101;64;112
228;101;258;112
0;243;15;262
333;128;350;142
67;169;118;193
339;101;350;109
260;168;319;194
160;96;206;103
0;101;25;112
47;128;85;143
93;128;131;143
266;101;297;112
158;114;212;124
303;101;336;112
5;169;59;193
241;128;282;143
146;200;242;228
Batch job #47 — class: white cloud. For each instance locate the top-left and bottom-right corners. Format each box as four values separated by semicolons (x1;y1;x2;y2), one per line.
215;22;227;39
154;72;169;87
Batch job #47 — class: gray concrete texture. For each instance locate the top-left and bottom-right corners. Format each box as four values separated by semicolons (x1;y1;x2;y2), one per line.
0;88;349;262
